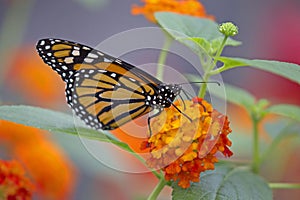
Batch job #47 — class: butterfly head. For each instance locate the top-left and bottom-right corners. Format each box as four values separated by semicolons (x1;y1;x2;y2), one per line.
147;84;181;109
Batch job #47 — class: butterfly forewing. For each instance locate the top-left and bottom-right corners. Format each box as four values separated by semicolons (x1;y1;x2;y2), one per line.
36;38;160;130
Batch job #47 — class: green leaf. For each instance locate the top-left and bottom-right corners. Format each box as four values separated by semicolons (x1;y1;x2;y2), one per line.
172;164;272;200
155;12;241;55
211;37;241;52
155;12;220;40
266;104;300;122
217;57;300;84
186;74;256;109
259;122;300;166
0;105;131;151
211;83;256;108
179;37;212;56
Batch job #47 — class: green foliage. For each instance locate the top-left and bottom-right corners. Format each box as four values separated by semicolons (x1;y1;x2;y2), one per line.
172;164;272;200
186;74;255;108
267;104;300;122
217;57;300;84
260;122;300;166
0;105;132;152
155;12;241;56
188;73;300;122
155;12;300;85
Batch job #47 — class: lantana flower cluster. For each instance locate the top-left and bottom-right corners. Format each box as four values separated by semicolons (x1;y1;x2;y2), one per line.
0;160;33;199
142;97;233;188
131;0;214;23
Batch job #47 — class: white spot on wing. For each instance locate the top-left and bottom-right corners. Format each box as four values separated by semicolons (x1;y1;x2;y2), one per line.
72;50;80;56
88;53;98;58
82;46;91;50
64;57;74;64
110;73;116;78
62;65;68;70
84;58;94;63
97;51;104;56
40;40;45;46
115;59;122;64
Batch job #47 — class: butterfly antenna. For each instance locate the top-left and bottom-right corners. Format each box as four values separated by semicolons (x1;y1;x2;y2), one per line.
178;81;221;86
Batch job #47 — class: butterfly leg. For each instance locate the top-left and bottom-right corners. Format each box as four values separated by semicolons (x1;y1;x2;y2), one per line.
147;110;162;137
178;93;186;110
167;98;192;122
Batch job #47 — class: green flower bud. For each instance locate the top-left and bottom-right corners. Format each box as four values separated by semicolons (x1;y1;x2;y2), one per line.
219;22;239;37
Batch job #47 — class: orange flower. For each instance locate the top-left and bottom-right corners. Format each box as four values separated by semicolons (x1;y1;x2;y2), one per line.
6;46;65;108
0;159;34;200
131;0;214;23
143;97;233;188
0;120;76;199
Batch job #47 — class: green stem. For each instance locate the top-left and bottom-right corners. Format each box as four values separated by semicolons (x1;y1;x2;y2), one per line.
269;183;300;189
147;176;168;200
156;35;172;81
209;66;226;75
198;36;228;98
197;71;209;98
251;117;260;173
214;36;228;63
0;0;35;86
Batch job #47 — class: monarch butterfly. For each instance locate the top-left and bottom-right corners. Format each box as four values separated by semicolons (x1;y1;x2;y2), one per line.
36;38;192;132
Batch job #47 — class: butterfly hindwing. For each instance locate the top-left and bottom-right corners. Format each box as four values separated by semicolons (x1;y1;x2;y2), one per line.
71;67;154;129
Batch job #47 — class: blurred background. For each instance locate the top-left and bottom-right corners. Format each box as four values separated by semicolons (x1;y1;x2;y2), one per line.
0;0;299;199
